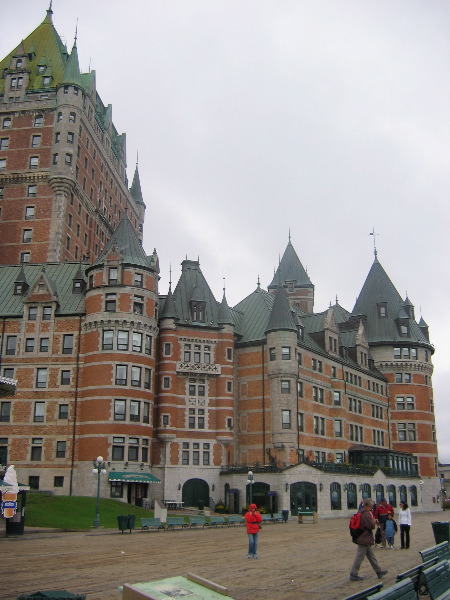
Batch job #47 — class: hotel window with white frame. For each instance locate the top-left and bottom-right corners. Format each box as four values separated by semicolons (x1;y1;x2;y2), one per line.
102;330;113;350
34;402;45;422
281;409;291;429
130;401;140;422
117;330;128;351
115;365;127;386
132;332;142;352
114;399;126;421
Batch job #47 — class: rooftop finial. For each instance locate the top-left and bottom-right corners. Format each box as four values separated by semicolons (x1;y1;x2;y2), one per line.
48;0;53;12
74;19;78;46
136;149;139;167
369;227;379;258
169;263;172;288
336;294;339;304
288;228;291;243
223;277;226;294
257;275;261;289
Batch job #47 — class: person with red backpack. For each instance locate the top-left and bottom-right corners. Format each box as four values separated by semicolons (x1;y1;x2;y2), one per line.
349;498;388;582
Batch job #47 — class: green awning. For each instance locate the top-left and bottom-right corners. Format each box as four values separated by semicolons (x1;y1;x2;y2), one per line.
108;472;160;484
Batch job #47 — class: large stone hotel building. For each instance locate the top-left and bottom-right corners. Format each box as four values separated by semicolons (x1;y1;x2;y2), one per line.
0;8;441;516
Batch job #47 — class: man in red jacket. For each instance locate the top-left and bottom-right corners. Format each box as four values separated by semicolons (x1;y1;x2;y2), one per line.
349;498;388;581
374;497;394;549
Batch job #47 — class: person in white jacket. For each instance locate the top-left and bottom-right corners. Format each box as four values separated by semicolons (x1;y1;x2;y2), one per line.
398;501;412;549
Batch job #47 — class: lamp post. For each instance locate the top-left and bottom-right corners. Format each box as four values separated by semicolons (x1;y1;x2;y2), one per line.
92;456;107;528
247;470;254;505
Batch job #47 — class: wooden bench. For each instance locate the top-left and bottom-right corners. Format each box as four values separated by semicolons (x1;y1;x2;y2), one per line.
420;540;450;563
396;556;440;596
298;511;318;524
226;515;244;526
207;515;227;527
140;517;165;531
422;560;450;600
166;517;188;530
188;515;207;528
366;577;416;600
341;583;383;600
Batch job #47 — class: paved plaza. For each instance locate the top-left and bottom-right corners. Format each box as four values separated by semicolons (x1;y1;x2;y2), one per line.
1;511;447;600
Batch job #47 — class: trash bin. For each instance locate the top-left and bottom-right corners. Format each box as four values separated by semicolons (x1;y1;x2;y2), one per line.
431;521;450;544
281;510;289;523
117;515;128;533
17;592;85;599
127;514;136;532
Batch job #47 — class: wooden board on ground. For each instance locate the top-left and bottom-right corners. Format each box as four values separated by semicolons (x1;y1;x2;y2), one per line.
122;573;231;600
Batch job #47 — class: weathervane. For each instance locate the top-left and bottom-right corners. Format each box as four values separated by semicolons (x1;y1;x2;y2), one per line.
369;228;379;258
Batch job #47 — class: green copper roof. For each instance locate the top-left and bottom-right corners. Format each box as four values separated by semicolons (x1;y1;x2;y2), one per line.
352;258;432;348
0;262;86;316
269;241;313;290
218;292;233;325
130;165;145;206
0;8;68;94
233;286;274;343
265;286;297;334
62;43;82;86
170;260;221;327
89;216;153;270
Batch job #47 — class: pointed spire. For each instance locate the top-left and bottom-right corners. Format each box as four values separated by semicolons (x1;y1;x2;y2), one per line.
265;285;297;334
62;38;82;86
160;285;179;320
44;2;53;23
218;290;233;325
90;215;151;269
129;163;145;206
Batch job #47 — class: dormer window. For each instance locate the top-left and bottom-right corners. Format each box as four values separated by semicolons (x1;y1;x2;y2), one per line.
37;65;45;74
16;59;23;69
42;76;51;87
14;282;24;295
400;324;409;337
191;301;205;322
72;279;85;293
378;303;387;318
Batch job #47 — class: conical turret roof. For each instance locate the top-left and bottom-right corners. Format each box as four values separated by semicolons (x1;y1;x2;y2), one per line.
62;41;82;86
130;165;145;207
352;257;431;346
89;216;152;270
268;240;313;290
265;285;297;334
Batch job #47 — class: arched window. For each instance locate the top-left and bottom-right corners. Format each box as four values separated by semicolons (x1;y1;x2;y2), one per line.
399;485;407;504
346;482;357;509
330;482;341;510
409;485;418;507
361;483;371;500
387;484;397;508
374;484;384;504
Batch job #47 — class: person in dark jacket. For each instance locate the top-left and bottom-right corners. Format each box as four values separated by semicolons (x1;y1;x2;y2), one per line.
374;497;394;548
349;498;389;581
245;503;263;558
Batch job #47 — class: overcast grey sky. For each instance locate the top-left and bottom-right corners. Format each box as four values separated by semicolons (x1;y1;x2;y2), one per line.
3;1;449;461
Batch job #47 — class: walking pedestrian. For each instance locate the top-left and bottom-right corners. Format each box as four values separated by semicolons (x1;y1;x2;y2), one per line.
245;503;262;559
398;501;412;549
349;498;388;582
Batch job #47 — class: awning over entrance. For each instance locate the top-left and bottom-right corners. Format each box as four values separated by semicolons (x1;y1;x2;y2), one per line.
108;472;161;484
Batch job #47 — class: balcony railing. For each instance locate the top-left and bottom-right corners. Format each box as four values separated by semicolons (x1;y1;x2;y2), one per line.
176;362;221;375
